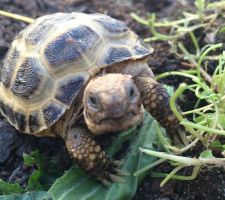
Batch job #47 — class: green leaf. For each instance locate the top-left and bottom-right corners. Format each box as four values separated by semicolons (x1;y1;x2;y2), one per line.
0;179;24;195
163;85;174;96
23;151;44;192
200;150;215;158
49;112;160;200
210;141;225;151
195;0;205;13
23;153;35;166
0;191;53;200
218;114;225;128
211;140;222;147
194;115;205;123
26;170;42;192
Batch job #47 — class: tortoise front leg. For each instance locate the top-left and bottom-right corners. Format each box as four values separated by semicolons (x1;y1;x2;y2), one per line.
134;76;183;137
65;125;124;185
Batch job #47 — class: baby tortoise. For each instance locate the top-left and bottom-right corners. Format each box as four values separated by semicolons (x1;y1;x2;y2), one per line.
0;12;183;185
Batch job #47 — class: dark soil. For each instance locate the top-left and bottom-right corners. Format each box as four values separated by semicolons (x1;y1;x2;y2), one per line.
0;0;224;199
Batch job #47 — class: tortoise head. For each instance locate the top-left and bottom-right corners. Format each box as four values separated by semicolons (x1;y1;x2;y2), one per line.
83;73;144;134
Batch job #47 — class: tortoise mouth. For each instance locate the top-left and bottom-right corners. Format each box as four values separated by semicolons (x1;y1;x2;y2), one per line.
84;106;144;134
98;111;137;124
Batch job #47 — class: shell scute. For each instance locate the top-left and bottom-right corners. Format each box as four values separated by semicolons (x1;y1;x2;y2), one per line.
42;102;65;127
1;47;20;88
11;57;41;98
44;25;99;66
25;21;53;45
4;104;15;124
94;16;128;34
104;47;132;65
55;75;85;106
29;112;41;133
133;45;152;56
25;14;75;45
0;101;15;125
14;111;26;132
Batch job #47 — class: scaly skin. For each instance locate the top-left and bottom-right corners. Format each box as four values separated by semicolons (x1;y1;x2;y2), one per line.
83;74;144;134
64;74;143;185
65;126;124;184
65;69;184;185
134;76;182;135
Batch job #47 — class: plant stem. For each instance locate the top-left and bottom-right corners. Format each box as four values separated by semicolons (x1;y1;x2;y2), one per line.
151;165;201;181
140;148;225;167
0;10;34;23
133;158;166;176
181;120;225;135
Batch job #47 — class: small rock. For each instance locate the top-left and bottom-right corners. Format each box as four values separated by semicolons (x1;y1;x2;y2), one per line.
159;197;170;200
0;120;22;164
0;40;8;58
14;0;38;14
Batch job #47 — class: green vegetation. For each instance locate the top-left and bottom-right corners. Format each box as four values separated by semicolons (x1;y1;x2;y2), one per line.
132;0;225;186
0;150;65;196
0;113;160;199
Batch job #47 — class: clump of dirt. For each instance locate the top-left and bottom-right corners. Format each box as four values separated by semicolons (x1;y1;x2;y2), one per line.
0;0;224;199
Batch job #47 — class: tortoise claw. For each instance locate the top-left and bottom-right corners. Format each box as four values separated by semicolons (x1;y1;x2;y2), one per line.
99;169;127;186
101;179;112;187
112;159;124;167
109;173;126;183
97;159;129;186
115;168;130;176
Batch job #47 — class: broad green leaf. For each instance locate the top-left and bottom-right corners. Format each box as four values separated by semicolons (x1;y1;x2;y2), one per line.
49;112;160;200
0;180;24;195
0;191;53;200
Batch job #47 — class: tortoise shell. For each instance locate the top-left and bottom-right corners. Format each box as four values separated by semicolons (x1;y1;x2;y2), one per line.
0;12;153;135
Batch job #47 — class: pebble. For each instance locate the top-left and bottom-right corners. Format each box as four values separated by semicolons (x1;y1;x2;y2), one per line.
0;120;22;164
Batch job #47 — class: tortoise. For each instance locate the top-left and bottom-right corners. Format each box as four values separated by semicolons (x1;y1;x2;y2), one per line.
0;12;183;184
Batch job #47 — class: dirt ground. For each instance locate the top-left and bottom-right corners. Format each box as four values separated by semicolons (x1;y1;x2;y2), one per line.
0;0;224;199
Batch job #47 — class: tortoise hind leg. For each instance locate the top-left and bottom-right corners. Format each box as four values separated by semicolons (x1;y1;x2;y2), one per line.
65;125;124;185
134;76;184;139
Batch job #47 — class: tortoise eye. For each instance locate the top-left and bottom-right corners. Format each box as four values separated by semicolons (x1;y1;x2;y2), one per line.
129;86;135;98
88;95;100;110
126;85;137;101
90;96;97;105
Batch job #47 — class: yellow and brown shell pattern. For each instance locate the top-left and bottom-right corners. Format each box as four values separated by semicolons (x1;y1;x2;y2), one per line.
0;12;152;135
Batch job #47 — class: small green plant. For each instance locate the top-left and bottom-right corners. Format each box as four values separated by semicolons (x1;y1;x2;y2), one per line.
0;150;65;196
131;0;224;43
132;0;225;186
0;151;43;195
